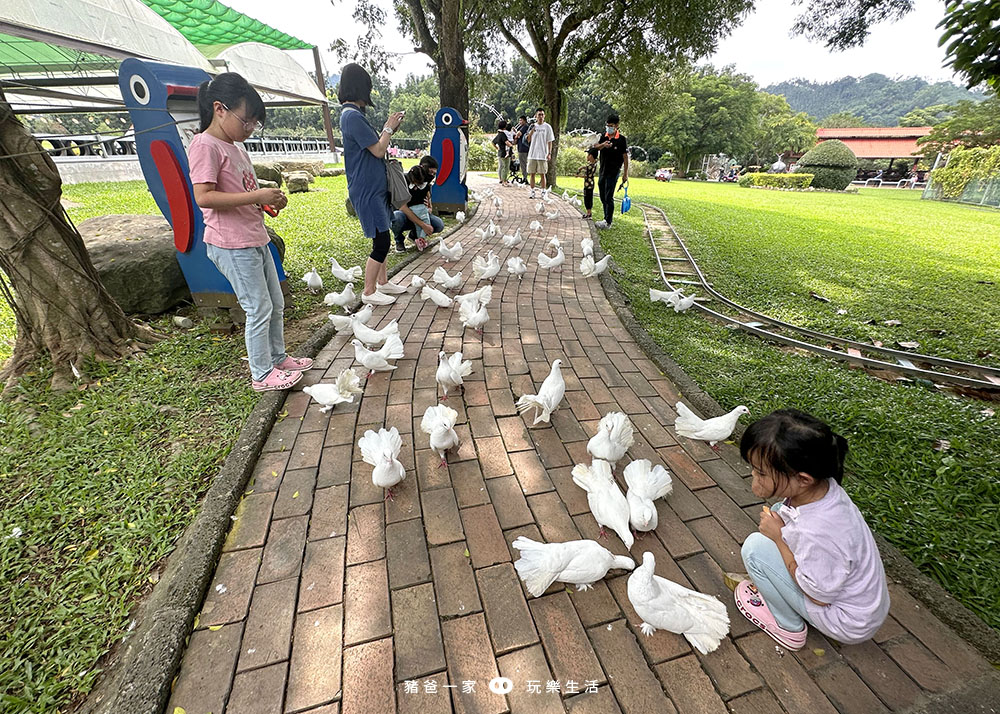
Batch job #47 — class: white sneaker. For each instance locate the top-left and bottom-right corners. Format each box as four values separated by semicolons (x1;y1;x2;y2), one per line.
361;291;397;306
595;220;608;229
375;281;407;295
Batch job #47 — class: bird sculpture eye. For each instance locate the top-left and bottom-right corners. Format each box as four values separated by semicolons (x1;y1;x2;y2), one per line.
441;113;453;126
129;75;151;105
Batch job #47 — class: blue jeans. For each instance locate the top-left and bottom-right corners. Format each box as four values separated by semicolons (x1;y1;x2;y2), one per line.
206;243;287;381
391;210;444;242
741;508;809;631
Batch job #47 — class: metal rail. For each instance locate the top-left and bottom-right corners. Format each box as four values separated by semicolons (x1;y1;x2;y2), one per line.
637;201;1000;392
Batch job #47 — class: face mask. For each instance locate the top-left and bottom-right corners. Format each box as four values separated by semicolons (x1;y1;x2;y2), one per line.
606;126;615;136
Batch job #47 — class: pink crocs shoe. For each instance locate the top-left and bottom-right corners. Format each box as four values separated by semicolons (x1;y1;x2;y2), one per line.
275;356;313;371
252;369;302;392
735;580;808;651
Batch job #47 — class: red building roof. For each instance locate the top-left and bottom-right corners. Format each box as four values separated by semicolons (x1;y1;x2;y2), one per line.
816;126;934;159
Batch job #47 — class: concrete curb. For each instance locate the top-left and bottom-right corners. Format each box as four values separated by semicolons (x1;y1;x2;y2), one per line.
593;204;1000;665
80;207;475;714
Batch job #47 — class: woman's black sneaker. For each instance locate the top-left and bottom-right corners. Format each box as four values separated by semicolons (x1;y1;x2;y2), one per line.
394;239;406;253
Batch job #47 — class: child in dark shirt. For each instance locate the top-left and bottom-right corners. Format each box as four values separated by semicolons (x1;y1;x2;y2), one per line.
575;148;598;218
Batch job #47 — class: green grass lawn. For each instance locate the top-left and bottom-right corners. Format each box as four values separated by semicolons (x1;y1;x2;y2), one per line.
0;175;439;712
557;176;1000;631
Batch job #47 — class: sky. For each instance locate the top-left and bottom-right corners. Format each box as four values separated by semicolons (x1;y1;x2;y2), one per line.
222;0;961;89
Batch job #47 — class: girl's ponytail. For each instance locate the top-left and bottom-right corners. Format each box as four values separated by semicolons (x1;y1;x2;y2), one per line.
196;79;213;133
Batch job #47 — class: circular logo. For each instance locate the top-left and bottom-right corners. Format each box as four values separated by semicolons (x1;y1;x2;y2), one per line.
488;677;513;694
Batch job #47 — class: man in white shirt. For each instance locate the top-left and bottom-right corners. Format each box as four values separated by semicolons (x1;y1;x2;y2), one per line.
525;107;554;198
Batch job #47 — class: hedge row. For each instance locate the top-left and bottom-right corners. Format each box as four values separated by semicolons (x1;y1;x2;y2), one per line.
738;172;814;189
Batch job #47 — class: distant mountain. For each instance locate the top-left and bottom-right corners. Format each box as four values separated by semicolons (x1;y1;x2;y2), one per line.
764;74;986;127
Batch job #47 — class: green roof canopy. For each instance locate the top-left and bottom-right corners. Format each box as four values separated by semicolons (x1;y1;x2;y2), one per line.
138;0;313;51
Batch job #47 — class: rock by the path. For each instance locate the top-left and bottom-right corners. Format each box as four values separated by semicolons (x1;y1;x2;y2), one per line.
280;159;324;176
285;171;311;193
319;167;344;177
258;179;278;189
81;215;190;314
253;161;283;187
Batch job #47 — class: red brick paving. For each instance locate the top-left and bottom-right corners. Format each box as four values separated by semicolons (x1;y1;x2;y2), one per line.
169;176;996;713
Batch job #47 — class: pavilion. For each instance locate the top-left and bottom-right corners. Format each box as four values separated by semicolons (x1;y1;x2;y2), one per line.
815;126;933;176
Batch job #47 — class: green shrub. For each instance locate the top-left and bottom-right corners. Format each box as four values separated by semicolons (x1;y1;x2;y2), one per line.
931;145;1000;198
556;146;588;177
628;159;651;178
738;172;814;189
795;139;858;190
467;140;496;171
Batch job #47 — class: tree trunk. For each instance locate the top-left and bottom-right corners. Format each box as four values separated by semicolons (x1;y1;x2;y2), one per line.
543;73;563;189
438;0;469;122
0;90;157;393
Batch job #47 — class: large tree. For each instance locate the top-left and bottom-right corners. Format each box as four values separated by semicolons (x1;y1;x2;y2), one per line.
486;0;753;186
0;91;157;392
917;95;1000;155
748;93;818;166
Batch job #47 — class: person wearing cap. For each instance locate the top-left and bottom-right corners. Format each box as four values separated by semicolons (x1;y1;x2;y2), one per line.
338;63;405;305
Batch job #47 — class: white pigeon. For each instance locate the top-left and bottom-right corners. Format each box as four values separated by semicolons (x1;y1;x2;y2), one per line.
516;359;565;425
302;368;363;413
488;219;499;237
438;239;463;262
547;236;561;250
674;293;697;312
627;552;730;654
674;402;749;450
512;537;635;597
587;411;635;469
529;220;542;232
624;459;673;532
650;287;681;306
358;426;406;499
351;334;405;376
506;256;527;279
376;280;407;295
455;284;492;310
535;201;545;214
353;318;399;347
421;284;454;308
571;459;634;550
581;237;594;257
408;275;427;292
495;208;504;219
455;211;466;224
436;350;472;400
421;404;461;466
472;251;501;281
572;196;582;207
493;196;503;207
537;247;565;271
502;229;522;248
562;190;570;200
302;267;323;293
459;297;489;333
328;303;373;334
324;283;356;313
545;210;559;220
330;257;362;283
580;254;611;277
474;227;487;239
433;266;463;290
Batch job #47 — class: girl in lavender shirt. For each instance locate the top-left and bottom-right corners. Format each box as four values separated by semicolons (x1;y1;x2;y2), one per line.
735;409;890;651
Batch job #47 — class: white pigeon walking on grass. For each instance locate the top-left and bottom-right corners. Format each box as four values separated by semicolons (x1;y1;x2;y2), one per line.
650;287;681;306
537;247;565;271
580;254;611;277
328;304;373;334
581;237;594;257
408;275;427;292
516;359;565;425
624;459;673;532
472;251;501;281
302;267;323;293
351;334;405;376
572;459;634;550
358;427;405;500
303;368;363;413
513;537;635;597
455;211;466;224
506;256;527;279
352;318;399;347
330;257;363;283
587;411;634;469
627;552;730;654
674;293;697;312
324;283;356;312
674;402;749;451
421;285;454;308
438;239;463;262
436;351;472;400
421;404;461;466
433;266;463;290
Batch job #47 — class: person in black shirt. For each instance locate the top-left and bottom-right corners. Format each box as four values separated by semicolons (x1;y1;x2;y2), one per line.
492;120;513;185
593;113;629;228
390;155;444;252
513;116;530;176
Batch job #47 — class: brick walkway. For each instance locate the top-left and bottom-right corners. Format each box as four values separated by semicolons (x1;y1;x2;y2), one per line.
167;175;996;714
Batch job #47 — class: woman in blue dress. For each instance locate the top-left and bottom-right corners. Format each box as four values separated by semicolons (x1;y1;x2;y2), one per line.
338;63;404;305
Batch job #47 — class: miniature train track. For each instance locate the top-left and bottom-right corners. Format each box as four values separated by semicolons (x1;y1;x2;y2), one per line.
636;201;1000;395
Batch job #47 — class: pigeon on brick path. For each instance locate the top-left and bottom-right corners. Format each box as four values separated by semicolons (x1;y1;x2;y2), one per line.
586;411;635;470
513;537;635;597
537;247;565;271
472;251;500;281
352;318;400;347
408;275;426;292
350;334;405;376
436;351;472;400
506;256;527;279
581;237;594;257
438;239;463;262
421;404;461;467
580;254;611;277
624;459;673;532
433;266;463;290
572;459;634;550
421;285;454;308
328;304;373;334
674;402;749;451
516;359;565;425
358;427;406;500
303;368;363;413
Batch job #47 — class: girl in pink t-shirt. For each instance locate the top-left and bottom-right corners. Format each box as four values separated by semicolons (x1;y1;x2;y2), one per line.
735;409;889;650
188;73;311;391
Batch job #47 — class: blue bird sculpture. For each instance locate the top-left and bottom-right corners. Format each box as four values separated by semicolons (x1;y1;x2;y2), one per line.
430;106;469;213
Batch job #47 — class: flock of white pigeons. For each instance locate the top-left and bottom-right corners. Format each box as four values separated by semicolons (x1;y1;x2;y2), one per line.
300;185;750;656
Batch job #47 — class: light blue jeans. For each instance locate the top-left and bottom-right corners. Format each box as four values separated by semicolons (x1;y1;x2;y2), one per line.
741;504;810;632
206;243;286;381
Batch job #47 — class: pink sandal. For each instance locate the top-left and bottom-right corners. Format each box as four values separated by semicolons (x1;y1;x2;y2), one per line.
735;580;808;651
275;356;313;371
252;369;302;392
